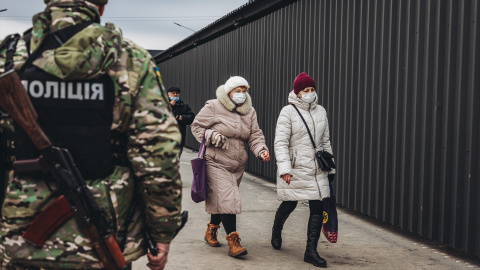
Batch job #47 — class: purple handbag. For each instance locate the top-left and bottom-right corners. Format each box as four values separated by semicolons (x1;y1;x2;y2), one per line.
190;135;207;203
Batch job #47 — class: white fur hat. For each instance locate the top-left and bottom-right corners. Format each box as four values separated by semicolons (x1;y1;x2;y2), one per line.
224;76;250;94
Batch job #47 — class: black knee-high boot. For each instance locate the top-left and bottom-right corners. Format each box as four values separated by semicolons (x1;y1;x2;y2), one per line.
304;215;327;267
271;210;290;249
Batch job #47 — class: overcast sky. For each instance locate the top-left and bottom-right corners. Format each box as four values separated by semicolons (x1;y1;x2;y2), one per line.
0;0;248;50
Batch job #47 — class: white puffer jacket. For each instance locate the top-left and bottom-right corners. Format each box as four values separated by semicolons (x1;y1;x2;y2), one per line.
274;91;335;201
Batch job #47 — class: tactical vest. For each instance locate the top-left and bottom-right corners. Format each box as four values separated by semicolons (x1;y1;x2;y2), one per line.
12;23;127;180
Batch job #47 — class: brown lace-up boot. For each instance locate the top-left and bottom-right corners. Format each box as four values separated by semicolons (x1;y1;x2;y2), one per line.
225;232;248;257
204;223;220;247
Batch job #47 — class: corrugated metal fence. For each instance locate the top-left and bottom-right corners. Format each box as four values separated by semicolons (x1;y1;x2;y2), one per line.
157;0;480;257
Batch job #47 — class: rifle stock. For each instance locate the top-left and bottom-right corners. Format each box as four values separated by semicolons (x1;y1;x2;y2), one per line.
0;70;51;150
84;226;126;270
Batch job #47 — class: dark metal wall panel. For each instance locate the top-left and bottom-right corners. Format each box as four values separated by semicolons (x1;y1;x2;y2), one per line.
157;0;480;257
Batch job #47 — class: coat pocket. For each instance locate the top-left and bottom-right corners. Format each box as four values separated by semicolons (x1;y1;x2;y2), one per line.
206;146;217;161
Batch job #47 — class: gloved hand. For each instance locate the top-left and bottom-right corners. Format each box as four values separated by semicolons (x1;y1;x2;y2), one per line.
211;133;229;149
328;174;335;182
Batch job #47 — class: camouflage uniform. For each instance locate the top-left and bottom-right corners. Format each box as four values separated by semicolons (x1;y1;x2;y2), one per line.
0;0;182;269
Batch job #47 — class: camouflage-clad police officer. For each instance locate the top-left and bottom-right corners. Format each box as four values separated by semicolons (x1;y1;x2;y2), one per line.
0;0;182;269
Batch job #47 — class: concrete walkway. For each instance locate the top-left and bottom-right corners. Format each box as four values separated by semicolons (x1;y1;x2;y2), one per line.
133;148;480;270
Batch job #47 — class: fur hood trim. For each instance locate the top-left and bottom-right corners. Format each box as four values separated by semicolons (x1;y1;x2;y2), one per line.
216;85;252;115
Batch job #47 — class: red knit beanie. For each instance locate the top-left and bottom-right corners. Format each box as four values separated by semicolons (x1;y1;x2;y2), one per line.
293;72;316;94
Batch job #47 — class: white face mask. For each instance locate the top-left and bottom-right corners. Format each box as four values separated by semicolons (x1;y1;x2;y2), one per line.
231;93;246;104
302;92;317;103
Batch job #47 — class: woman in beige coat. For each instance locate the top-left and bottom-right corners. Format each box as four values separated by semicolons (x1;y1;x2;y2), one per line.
191;76;270;257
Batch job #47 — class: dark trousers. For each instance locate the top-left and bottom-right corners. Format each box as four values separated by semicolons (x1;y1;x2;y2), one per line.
210;214;236;234
277;200;324;217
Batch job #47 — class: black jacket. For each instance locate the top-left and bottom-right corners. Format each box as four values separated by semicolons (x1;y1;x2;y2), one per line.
171;99;195;146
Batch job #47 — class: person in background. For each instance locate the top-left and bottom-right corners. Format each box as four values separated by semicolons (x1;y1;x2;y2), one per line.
167;86;195;157
191;76;270;258
272;72;335;268
0;1;182;269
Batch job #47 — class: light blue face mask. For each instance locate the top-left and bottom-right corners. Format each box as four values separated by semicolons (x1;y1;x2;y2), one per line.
170;97;180;102
231;93;246;104
302;92;317;103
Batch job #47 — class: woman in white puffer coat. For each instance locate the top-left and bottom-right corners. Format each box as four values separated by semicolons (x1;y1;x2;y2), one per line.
271;72;335;268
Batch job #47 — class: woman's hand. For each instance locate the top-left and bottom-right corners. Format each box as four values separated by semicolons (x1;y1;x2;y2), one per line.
146;243;170;270
211;133;229;149
260;151;270;162
281;174;291;185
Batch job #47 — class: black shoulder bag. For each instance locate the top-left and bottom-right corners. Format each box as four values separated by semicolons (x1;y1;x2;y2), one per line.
290;104;336;171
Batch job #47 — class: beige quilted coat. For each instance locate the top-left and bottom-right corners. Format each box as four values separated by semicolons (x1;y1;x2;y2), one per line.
191;85;268;214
